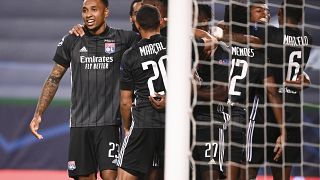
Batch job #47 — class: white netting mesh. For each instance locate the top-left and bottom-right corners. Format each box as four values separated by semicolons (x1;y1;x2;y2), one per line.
190;0;320;179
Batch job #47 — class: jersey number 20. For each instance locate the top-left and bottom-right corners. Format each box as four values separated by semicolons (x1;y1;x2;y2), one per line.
142;55;168;97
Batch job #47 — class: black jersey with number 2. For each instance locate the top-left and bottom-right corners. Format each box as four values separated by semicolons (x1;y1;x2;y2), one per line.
227;42;266;107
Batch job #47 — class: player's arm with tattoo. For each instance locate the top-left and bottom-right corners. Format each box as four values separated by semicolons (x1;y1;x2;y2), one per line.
29;63;67;139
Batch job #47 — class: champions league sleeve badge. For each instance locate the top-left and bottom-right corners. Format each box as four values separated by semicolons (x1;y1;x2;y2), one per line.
105;40;115;54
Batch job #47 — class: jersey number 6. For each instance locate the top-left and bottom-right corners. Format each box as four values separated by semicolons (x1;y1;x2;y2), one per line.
286;51;301;81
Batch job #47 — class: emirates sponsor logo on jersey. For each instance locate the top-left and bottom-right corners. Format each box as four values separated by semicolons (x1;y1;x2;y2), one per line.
80;56;113;70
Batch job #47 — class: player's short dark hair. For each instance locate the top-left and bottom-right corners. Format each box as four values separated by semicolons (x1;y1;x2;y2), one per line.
282;0;303;22
198;4;212;21
130;0;142;16
250;0;266;6
224;3;248;33
136;4;161;31
102;0;108;7
84;0;108;7
142;0;168;9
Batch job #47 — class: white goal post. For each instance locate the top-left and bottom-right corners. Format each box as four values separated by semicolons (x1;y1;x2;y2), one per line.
165;0;193;179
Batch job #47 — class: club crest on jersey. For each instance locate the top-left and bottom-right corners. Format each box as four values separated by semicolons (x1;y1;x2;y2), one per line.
68;161;76;171
105;40;115;54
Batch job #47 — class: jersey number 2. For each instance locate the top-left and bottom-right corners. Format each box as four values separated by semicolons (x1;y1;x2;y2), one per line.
228;59;248;96
142;55;168;96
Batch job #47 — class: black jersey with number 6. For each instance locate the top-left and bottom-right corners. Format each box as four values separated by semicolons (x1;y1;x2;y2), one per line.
267;26;312;104
120;34;167;109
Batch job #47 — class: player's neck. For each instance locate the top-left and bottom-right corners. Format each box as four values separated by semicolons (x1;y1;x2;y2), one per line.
89;23;107;36
140;29;161;39
281;19;299;28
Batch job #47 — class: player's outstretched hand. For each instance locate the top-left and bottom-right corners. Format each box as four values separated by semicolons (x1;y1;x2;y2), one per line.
273;135;283;161
69;24;85;37
149;93;166;110
29;116;44;140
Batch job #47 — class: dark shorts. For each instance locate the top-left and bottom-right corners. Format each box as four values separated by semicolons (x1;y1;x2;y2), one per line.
192;111;229;176
283;106;301;164
250;105;301;165
117;122;165;177
68;126;120;178
246;105;273;165
267;107;301;165
228;107;246;164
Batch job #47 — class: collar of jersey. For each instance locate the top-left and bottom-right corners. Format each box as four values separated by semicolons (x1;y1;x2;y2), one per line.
83;25;110;37
142;34;162;42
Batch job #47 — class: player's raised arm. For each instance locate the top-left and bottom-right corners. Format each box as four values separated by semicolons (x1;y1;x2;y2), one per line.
29;63;67;139
194;28;219;56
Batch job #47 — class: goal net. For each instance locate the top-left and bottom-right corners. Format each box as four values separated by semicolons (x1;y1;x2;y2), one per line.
166;0;320;179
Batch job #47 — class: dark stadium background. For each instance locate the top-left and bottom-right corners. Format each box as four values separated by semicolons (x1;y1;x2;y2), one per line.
0;0;318;179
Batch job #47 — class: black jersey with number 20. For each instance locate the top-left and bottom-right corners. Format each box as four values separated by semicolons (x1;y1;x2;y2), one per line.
120;34;167;126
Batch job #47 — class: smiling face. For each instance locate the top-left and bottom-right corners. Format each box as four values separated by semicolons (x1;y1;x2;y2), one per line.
250;3;270;23
82;0;109;35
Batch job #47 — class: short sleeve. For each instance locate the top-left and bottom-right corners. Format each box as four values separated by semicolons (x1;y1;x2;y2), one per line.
303;33;313;65
53;35;74;68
